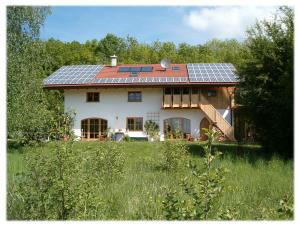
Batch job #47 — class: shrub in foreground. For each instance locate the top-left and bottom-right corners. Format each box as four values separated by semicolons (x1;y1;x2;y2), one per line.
162;128;228;220
161;140;187;171
7;141;125;220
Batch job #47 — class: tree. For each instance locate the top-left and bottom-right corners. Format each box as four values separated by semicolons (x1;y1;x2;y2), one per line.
237;7;294;158
45;38;98;74
7;6;54;144
200;39;247;66
123;36;151;64
96;33;126;63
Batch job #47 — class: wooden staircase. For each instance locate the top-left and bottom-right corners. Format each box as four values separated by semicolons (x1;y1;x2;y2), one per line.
200;103;236;141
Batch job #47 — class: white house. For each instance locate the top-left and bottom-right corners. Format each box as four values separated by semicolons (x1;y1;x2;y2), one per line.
44;56;238;141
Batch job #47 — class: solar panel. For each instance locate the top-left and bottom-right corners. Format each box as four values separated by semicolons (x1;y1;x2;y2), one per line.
119;66;153;73
90;76;188;84
187;63;238;83
141;66;153;72
118;67;131;72
44;65;104;85
130;67;141;72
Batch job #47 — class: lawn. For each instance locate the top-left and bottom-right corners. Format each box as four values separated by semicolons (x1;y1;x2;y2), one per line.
7;141;293;220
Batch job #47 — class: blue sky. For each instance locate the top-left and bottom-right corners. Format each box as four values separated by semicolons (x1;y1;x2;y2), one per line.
40;6;276;45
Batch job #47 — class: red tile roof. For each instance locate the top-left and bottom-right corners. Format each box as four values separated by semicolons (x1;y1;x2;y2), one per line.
95;64;188;79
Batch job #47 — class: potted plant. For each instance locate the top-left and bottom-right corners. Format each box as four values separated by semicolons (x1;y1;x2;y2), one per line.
144;120;159;142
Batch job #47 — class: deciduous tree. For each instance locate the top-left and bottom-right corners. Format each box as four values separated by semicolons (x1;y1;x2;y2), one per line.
237;6;294;158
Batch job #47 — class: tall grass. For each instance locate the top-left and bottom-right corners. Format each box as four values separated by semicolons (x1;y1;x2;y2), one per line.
7;141;293;220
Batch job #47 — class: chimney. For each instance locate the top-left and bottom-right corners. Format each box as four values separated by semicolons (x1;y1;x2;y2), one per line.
110;55;117;67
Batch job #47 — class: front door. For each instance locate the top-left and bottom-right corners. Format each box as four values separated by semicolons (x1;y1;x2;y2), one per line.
81;118;108;141
200;117;210;141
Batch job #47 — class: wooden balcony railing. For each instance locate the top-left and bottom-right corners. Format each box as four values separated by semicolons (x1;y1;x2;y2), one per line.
162;87;234;109
173;95;181;107
182;94;190;108
163;94;172;108
191;94;199;107
163;93;200;108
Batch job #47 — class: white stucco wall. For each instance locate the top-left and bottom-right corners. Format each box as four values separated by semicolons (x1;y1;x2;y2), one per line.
64;88;232;140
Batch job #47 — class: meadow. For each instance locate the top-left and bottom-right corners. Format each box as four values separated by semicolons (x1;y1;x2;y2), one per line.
7;141;293;220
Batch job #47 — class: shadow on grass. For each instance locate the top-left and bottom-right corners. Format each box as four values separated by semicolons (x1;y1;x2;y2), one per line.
7;140;25;153
186;142;280;164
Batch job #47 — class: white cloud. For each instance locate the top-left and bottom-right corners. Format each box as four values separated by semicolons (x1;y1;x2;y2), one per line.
184;6;276;40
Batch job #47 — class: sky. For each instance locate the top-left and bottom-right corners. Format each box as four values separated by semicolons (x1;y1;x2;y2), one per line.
40;6;277;45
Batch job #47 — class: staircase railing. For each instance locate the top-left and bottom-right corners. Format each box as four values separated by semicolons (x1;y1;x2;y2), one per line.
200;97;235;141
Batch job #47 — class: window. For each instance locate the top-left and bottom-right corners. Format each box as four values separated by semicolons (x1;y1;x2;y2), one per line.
128;91;142;102
207;90;217;97
89;119;99;139
127;117;143;131
87;92;99;102
164;117;191;138
81;119;88;138
202;90;217;97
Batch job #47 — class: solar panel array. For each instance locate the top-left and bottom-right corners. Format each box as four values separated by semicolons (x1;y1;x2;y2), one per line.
92;77;188;84
118;66;153;72
43;65;104;85
187;63;238;83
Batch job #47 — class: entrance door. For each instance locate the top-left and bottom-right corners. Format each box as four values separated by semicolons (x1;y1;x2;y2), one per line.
200;117;210;141
81;118;108;140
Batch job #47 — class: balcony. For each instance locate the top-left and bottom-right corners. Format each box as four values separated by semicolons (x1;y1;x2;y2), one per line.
163;87;200;109
162;87;234;109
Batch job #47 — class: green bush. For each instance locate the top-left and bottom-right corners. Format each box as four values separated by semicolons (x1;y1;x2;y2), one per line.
89;142;125;182
7;141;79;219
7;141;125;220
161;140;187;171
277;194;294;219
162;128;228;220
